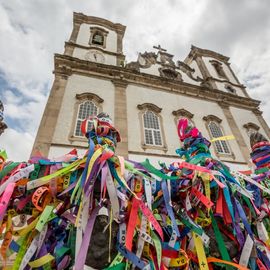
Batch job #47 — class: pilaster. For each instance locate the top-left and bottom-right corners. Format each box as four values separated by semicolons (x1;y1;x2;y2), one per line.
112;79;129;158
31;74;68;157
69;22;81;43
218;101;251;166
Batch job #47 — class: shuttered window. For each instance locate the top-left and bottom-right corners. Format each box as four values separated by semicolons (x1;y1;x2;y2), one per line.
143;111;163;146
74;101;98;137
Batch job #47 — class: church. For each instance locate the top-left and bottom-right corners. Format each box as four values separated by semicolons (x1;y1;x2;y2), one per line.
31;12;270;171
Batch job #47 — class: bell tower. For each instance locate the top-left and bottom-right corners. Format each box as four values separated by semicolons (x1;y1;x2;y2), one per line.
64;13;126;66
31;13;127;158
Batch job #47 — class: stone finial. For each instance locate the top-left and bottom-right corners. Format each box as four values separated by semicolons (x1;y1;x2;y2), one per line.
250;131;268;148
0;100;8;136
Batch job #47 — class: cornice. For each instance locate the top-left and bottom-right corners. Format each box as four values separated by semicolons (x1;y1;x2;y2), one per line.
73;12;126;34
137;103;162;113
186;45;229;63
203;115;222;123
172;109;194;119
76;92;104;103
252;109;263;116
53;54;261;111
211;77;245;88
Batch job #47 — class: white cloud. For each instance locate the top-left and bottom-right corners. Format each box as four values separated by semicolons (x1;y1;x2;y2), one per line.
0;128;34;161
0;0;270;160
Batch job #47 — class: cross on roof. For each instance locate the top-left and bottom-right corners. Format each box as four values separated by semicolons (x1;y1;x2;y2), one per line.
153;45;167;52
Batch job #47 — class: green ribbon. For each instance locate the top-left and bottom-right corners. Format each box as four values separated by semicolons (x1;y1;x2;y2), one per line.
36;205;54;232
55;246;70;259
177;212;204;236
151;230;162;268
140;159;179;180
210;211;231;266
12;233;30;270
104;262;126;270
0;162;20;180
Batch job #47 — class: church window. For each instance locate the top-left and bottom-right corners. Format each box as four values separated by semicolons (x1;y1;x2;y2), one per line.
203;115;233;157
143;111;162;146
208;121;230;154
137;103;167;151
70;93;104;141
210;60;228;79
74;100;98;137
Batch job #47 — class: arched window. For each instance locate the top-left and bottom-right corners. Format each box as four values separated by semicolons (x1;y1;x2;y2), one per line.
74;100;98;137
143;111;162;146
137;103;167;151
203;115;232;157
70;93;104;140
208;121;230;154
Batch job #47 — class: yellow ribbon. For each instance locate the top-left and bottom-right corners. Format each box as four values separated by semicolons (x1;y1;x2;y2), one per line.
28;254;54;268
27;158;86;190
193;232;209;270
210;135;235;142
15;217;39;236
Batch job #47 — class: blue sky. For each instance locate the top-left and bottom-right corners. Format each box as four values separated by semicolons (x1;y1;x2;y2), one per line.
1;0;270;160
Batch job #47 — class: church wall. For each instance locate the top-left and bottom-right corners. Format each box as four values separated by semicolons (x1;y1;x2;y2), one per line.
76;23;117;53
48;146;87;159
140;65;160;77
126;84;246;163
181;72;201;85
139;63;201;86
230;106;269;149
51;74;115;147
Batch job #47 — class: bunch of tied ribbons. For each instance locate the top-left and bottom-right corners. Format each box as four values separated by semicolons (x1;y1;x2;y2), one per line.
1;116;270;270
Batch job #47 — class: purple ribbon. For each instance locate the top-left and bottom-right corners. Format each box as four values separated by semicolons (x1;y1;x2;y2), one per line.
74;205;101;270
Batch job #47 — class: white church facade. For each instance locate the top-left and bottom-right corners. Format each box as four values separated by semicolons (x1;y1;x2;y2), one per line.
32;12;270;171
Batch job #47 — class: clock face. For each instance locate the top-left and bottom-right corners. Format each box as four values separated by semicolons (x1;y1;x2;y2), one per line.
85;50;105;63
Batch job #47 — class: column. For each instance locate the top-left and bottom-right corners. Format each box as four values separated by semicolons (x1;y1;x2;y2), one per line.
112;80;129;159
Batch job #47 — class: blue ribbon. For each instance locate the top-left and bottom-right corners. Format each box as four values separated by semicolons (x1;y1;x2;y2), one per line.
161;180;180;237
234;198;253;239
117;244;147;269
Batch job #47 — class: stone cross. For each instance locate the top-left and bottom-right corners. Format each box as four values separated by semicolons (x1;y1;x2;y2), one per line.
153;44;167;52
